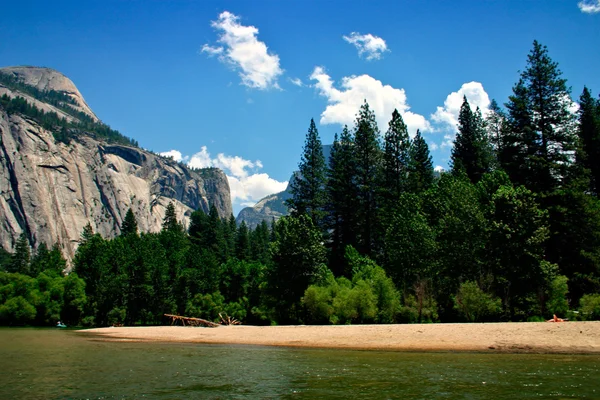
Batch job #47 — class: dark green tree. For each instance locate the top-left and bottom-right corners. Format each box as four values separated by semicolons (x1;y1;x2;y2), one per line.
353;101;382;256
325;127;358;276
501;40;577;194
407;129;435;193
8;233;30;275
162;203;183;233
120;208;138;236
235;221;250;261
451;97;493;183
266;215;327;323
577;87;600;195
381;109;410;206
286;119;327;230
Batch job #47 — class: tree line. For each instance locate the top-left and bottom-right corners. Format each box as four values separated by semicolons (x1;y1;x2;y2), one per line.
1;40;600;326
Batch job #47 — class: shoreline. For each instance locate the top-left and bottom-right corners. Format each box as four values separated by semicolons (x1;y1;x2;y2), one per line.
80;321;600;354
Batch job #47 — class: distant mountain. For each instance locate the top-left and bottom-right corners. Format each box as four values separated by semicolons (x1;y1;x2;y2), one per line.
0;66;232;259
236;145;332;228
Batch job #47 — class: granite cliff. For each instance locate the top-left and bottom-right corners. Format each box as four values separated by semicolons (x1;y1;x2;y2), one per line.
0;66;232;259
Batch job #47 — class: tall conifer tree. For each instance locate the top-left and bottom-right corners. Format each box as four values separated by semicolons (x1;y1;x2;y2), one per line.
353;101;382;256
287;118;327;231
408;130;435;193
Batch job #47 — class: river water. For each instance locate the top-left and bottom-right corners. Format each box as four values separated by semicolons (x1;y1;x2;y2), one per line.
0;328;598;399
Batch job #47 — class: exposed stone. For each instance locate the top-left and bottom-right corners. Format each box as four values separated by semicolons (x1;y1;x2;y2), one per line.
0;67;232;261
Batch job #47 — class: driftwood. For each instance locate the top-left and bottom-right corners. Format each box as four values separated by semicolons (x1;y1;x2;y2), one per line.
219;313;241;326
164;314;220;328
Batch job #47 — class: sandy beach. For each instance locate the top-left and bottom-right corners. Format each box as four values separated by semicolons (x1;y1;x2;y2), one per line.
81;321;600;354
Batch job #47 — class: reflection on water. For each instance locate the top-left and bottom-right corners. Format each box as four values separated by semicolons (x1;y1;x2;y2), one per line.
0;328;598;399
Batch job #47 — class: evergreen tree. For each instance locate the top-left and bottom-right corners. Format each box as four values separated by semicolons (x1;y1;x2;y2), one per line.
286;118;327;230
407;129;435;193
353;101;382;256
162;203;183;233
381;109;410;205
8;232;30;275
502;40;577;194
451;97;493;183
235;221;250;261
485;99;506;152
266;215;327;323
325;127;358;276
120;208;138;236
577;87;600;194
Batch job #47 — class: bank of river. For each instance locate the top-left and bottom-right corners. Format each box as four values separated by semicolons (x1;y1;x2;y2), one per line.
1;328;599;398
85;321;600;354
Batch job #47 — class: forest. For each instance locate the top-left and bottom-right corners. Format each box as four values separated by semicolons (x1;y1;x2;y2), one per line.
1;41;600;326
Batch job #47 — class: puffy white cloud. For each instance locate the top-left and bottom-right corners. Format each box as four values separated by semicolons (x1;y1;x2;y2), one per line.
578;0;600;13
343;32;389;61
431;82;491;128
434;165;445;173
310;66;431;135
159;150;185;162
163;146;287;207
429;142;439;151
202;11;283;90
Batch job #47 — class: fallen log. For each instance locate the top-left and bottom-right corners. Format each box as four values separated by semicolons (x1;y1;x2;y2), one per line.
164;314;220;328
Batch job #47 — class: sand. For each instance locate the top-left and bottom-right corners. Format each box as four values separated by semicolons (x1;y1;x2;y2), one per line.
80;321;600;354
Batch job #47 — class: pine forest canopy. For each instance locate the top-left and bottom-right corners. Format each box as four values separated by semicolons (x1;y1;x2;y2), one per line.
2;41;600;327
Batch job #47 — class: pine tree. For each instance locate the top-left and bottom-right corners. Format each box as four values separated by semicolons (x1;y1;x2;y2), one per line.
325;127;358;275
577;87;600;194
286;118;327;230
502;40;577;194
235;221;250;261
353;101;382;256
407;130;435;193
162;203;183;233
381;109;410;203
120;208;138;236
486;99;506;152
8;232;30;274
451;96;493;183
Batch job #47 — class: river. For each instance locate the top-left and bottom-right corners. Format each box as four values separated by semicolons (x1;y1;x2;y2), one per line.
0;328;598;399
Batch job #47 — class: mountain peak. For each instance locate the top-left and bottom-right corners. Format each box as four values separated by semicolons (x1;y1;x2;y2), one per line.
0;66;98;121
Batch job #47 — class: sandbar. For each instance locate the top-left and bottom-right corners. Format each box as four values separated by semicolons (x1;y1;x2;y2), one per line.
81;321;600;354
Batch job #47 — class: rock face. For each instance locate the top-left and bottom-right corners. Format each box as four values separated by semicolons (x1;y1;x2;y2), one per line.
236;185;291;229
236;145;332;229
0;67;232;259
0;66;98;121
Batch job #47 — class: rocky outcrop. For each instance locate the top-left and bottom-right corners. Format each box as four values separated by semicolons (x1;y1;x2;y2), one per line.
0;67;232;259
236;186;291;229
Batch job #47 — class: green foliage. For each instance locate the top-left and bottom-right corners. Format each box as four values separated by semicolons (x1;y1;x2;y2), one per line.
287;118;327;230
8;233;31;275
120;208;138;236
407;130;435;193
451;97;493;183
546;275;569;317
453;281;501;322
579;293;600;320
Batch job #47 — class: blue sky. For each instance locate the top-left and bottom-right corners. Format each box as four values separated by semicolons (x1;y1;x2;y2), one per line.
2;1;599;215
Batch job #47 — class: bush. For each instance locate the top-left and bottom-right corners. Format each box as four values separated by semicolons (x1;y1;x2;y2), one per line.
453;281;501;322
0;296;37;324
579;294;600;320
546;275;569;317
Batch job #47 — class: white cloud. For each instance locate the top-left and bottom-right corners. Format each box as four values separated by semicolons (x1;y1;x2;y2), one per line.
429;142;439;151
441;134;454;149
431;82;491;128
202;11;283;90
343;32;389;61
434;165;445;173
289;77;303;87
578;0;600;13
164;146;287;207
310;66;431;135
159;150;185;162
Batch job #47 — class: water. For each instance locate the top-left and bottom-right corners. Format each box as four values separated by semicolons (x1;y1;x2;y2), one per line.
0;328;598;399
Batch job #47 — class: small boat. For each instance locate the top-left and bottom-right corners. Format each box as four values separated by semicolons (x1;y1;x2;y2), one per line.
56;322;67;328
